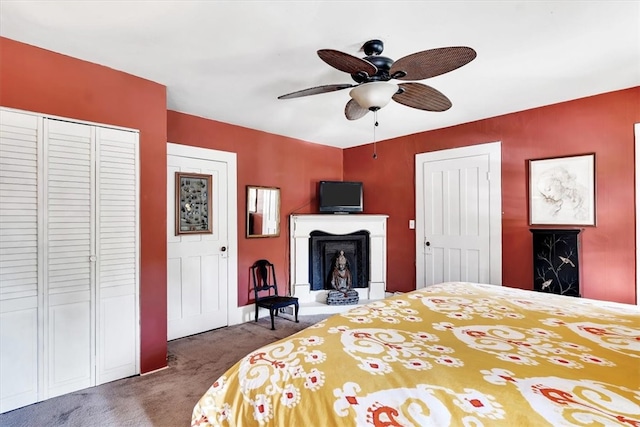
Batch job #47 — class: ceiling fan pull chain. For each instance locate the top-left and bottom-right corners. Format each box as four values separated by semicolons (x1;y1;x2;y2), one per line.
372;110;378;159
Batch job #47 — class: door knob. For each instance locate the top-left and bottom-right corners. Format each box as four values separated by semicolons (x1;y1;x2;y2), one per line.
425;242;430;247
221;246;227;252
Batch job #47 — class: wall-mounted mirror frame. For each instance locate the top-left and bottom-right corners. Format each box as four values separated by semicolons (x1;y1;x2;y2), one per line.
246;186;281;238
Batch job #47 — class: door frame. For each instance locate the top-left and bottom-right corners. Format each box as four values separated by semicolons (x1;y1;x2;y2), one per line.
415;141;502;288
166;143;239;324
635;123;639;306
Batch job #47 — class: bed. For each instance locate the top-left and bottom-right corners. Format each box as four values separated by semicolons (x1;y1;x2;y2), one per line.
192;282;640;426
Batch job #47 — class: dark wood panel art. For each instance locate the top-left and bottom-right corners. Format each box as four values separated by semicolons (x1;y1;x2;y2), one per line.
531;229;581;297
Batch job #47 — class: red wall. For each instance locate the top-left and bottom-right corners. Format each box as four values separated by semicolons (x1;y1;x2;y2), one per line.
166;111;343;306
344;87;640;304
0;37;169;373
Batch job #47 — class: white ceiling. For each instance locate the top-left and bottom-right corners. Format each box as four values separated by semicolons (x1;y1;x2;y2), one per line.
1;1;639;149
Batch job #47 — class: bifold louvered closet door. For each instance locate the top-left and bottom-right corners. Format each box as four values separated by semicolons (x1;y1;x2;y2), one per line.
0;109;139;413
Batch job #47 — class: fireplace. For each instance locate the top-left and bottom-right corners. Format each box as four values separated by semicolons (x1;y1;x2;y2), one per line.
289;214;388;306
309;230;369;291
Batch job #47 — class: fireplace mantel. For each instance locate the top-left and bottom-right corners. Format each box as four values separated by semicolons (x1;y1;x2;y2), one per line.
289;214;388;307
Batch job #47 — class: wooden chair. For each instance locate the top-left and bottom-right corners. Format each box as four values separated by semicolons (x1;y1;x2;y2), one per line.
251;259;299;330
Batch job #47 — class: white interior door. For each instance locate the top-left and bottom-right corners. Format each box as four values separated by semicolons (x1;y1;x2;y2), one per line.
43;119;94;399
0;110;41;412
167;145;233;340
95;126;139;385
416;142;502;288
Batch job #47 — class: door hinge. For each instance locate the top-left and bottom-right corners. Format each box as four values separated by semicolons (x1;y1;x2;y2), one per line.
486;171;491;181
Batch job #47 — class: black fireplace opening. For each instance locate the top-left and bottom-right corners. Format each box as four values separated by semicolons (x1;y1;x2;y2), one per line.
309;230;370;291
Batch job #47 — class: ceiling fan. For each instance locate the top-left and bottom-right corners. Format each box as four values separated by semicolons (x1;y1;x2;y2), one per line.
278;39;477;120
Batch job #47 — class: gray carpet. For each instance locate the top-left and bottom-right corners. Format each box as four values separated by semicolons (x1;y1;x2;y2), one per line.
0;314;330;427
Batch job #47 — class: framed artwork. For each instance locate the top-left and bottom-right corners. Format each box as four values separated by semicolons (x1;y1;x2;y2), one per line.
528;153;596;226
175;172;212;235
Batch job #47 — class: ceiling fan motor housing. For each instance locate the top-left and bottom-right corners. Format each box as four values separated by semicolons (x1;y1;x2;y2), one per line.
350;39;396;83
352;56;394;83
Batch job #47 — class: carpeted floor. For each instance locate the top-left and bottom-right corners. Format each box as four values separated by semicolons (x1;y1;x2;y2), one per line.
0;314;330;427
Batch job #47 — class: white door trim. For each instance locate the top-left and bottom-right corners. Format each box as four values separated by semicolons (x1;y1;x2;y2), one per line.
634;123;640;306
166;143;239;324
415;141;502;287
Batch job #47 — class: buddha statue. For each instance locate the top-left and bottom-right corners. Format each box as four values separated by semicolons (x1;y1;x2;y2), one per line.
327;250;359;305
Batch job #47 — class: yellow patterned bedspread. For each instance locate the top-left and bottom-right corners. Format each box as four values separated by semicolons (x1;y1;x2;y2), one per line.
192;282;640;426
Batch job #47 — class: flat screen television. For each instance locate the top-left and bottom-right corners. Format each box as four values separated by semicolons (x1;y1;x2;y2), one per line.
318;180;363;213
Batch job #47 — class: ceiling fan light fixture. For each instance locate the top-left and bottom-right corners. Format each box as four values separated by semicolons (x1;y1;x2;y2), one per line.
349;82;399;111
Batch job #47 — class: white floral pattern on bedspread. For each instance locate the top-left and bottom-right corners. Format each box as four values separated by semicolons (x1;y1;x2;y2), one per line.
192;282;640;426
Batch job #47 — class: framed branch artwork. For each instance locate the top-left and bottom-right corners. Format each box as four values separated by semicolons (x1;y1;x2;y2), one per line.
528;153;596;226
175;172;212;235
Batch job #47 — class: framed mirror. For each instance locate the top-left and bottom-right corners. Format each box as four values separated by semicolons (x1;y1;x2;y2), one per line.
246;186;280;238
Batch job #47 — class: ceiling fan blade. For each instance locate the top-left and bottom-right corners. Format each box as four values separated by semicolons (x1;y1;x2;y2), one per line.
390;47;477;80
345;99;369;120
317;49;377;77
278;84;355;100
392;82;452;112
